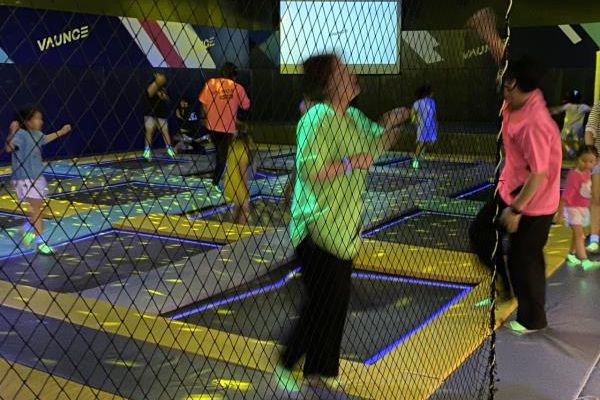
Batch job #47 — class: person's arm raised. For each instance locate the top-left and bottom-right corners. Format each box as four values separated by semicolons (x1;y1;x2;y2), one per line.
377;107;412;152
467;8;504;65
44;124;72;144
147;79;161;98
4;121;20;153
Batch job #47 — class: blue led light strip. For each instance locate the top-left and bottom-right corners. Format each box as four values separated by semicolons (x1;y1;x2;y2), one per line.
0;230;106;261
111;229;221;248
169;266;473;365
0;172;79;180
189;194;283;220
352;271;471;291
51;181;194;198
362;209;476;237
130;181;197;191
361;210;424;236
91;156;192;167
363;286;472;365
253;194;284;202
0;229;221;261
0;210;27;218
254;172;272;179
169;267;303;320
50;182;129;197
454;182;494;199
189;204;234;220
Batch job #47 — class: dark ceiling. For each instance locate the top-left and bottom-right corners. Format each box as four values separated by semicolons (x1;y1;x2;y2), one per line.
2;0;599;29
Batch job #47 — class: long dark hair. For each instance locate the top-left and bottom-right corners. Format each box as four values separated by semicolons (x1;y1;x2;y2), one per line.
16;106;42;130
302;54;337;103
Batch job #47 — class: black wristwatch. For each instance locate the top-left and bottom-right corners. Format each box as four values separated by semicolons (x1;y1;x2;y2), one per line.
509;205;522;215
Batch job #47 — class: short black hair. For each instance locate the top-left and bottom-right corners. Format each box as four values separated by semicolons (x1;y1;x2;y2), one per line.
415;84;433;100
577;145;599;159
16;105;43;128
302;53;337;103
505;56;545;93
220;62;238;79
567;89;583;104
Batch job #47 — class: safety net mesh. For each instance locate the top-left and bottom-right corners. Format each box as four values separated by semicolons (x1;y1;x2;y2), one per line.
0;1;511;399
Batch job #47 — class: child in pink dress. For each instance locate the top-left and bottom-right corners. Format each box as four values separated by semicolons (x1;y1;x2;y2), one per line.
561;145;600;269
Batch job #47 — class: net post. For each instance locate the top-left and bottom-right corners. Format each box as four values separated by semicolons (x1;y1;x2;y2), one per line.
489;1;513;399
595;50;600;103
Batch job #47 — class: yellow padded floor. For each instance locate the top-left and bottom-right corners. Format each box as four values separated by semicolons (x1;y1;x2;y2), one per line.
0;358;124;400
357;239;487;284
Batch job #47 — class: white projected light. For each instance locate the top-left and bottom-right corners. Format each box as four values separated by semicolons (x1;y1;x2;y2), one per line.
280;0;400;74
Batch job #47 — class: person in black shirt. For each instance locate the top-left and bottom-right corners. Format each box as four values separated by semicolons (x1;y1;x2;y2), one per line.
144;71;174;160
174;98;204;153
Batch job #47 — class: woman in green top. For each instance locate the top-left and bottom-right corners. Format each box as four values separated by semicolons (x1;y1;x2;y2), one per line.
277;54;410;393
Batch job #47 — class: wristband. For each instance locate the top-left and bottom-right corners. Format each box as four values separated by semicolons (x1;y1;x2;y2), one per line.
342;156;352;176
510;205;521;215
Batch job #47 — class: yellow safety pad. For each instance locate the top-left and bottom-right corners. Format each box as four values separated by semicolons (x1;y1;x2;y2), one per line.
0;357;124;400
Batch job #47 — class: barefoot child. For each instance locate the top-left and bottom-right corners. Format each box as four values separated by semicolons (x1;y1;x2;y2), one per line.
562;145;600;269
5;106;72;255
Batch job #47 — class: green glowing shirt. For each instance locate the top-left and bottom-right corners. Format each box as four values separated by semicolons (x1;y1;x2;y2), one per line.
289;103;384;260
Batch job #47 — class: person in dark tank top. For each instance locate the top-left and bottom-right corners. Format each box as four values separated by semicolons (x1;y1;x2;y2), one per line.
143;71;174;160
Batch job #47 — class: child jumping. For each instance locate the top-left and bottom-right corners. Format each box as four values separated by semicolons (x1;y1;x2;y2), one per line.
551;89;591;158
5;106;72;255
412;84;438;169
561;145;600;270
223;123;255;225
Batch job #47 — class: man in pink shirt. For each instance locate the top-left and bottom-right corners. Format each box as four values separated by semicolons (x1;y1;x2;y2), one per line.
199;62;251;187
469;57;562;334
